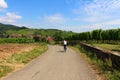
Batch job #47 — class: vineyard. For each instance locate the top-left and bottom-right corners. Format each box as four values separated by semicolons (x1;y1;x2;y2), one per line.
66;29;120;44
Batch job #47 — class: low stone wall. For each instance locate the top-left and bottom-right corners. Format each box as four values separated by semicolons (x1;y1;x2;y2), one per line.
80;43;120;69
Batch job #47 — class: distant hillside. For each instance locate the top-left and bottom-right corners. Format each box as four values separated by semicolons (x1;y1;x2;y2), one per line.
0;23;28;33
6;28;75;37
0;23;75;39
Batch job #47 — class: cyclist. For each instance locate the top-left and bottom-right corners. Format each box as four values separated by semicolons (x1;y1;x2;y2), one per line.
63;40;67;52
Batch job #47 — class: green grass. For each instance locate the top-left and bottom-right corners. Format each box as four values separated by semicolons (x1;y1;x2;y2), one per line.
6;43;48;64
0;65;13;77
49;41;56;45
92;44;120;52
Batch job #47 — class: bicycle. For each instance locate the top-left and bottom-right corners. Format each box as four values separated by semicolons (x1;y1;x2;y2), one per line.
64;45;67;52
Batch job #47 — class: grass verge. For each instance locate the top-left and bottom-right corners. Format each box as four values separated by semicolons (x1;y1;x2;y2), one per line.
0;65;13;78
71;45;120;80
6;43;48;64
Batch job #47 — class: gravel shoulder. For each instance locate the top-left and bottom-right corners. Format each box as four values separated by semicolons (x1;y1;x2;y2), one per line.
2;45;100;80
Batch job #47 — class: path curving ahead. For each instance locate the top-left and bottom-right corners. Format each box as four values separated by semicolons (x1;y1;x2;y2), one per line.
3;45;99;80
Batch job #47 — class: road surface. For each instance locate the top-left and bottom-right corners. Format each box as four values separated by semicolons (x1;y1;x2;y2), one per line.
2;45;100;80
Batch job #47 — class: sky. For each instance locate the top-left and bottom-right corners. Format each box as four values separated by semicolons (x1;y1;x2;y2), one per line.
0;0;120;32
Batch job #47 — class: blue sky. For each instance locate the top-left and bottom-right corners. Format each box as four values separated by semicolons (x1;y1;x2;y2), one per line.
0;0;120;32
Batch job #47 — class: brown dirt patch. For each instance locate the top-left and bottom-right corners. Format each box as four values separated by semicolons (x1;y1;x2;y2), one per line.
0;44;39;60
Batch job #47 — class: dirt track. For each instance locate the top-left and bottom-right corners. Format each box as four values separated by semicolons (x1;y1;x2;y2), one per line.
2;45;100;80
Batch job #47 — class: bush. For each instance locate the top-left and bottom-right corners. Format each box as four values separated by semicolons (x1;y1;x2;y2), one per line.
49;41;56;45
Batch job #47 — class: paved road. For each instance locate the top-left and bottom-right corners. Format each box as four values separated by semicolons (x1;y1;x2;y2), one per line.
3;45;99;80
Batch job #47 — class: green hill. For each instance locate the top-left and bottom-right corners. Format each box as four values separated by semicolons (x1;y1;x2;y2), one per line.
0;23;75;39
0;23;27;33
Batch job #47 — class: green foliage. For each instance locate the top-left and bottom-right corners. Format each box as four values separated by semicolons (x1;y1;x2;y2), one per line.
33;36;40;42
105;58;112;68
0;38;34;44
49;41;56;45
53;31;63;41
67;28;120;41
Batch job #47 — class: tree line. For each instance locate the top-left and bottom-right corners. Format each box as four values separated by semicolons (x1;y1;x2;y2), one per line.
65;29;120;44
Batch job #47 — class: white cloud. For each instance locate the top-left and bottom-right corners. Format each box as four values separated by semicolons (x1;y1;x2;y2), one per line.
6;12;22;19
67;23;116;32
0;0;8;9
83;15;111;23
75;24;102;32
74;0;120;23
0;12;22;23
84;0;120;15
44;14;67;24
84;17;99;23
103;19;120;25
